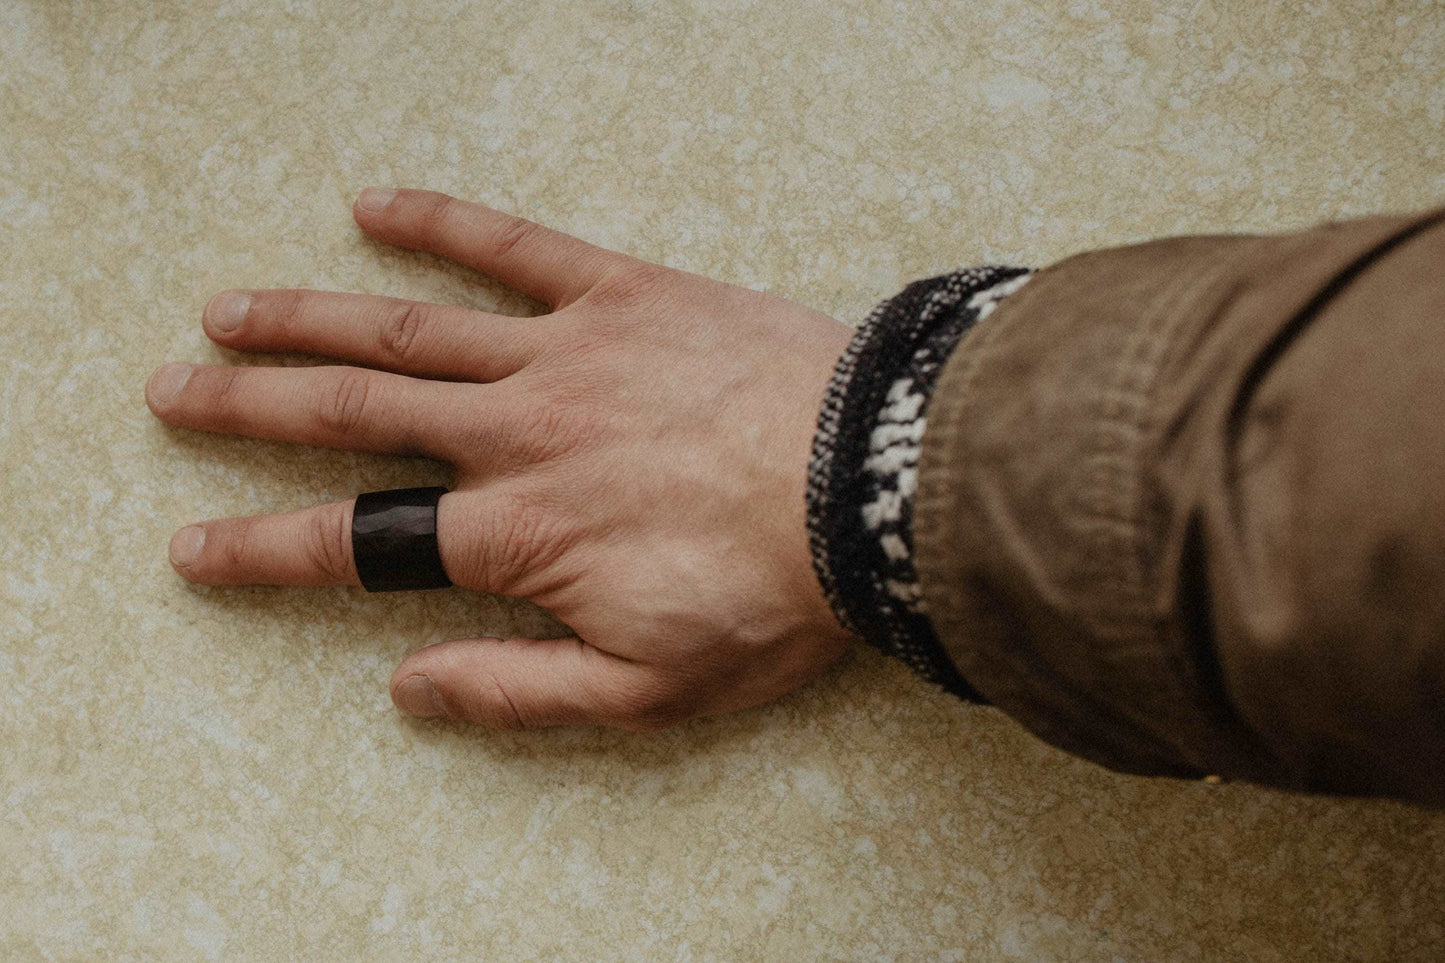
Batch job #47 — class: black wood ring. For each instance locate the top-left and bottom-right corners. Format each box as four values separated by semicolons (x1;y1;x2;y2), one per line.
351;487;453;592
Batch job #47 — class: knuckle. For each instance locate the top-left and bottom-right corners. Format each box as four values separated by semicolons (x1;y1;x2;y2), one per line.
588;260;667;310
512;401;578;462
619;678;697;731
490;216;540;261
222;516;256;572
304;508;353;583
377;300;430;366
479;490;576;593
515;339;624;415
318;369;373;437
414;191;457;233
206;365;244;416
491;499;546;583
480;671;527;730
269;289;307;341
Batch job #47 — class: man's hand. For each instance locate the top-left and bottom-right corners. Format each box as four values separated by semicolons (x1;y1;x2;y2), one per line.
147;188;857;729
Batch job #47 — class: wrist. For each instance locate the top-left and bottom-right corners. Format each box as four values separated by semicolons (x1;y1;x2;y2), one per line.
805;266;1034;698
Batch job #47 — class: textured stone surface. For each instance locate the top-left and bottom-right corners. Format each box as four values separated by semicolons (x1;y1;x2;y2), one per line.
2;1;1443;959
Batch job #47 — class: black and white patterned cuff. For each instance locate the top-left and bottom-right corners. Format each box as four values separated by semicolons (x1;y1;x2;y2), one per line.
806;266;1034;699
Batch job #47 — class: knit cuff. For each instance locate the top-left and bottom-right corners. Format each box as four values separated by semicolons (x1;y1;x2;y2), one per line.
806;266;1033;699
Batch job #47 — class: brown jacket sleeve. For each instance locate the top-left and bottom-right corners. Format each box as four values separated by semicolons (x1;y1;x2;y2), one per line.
914;204;1445;805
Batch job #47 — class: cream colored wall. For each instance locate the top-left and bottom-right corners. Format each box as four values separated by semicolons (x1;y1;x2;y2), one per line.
3;1;1442;959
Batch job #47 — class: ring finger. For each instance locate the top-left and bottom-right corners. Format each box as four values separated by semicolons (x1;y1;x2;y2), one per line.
168;500;364;586
169;491;479;589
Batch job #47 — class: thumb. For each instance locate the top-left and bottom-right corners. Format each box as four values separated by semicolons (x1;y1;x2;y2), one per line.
389;636;689;730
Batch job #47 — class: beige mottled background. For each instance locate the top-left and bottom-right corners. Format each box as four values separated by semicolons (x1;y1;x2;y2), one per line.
3;0;1443;959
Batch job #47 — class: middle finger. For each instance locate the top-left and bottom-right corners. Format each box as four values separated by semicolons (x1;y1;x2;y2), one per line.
146;362;484;462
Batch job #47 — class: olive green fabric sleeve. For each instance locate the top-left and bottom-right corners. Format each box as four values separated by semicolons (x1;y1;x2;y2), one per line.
914;204;1445;805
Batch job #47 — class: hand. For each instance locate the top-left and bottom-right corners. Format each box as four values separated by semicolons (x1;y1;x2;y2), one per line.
147;188;857;729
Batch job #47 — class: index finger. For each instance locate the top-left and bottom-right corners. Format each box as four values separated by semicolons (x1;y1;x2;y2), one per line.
352;188;618;309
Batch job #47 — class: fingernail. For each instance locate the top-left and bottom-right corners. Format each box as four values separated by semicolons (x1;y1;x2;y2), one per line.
394;674;446;718
357;187;397;213
170;525;205;567
206;291;250;332
149;363;192;406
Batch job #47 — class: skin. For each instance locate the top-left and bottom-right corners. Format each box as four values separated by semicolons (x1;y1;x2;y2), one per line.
147;187;858;730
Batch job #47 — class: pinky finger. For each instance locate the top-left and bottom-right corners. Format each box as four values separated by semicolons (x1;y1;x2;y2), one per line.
168;500;359;586
390;636;693;731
